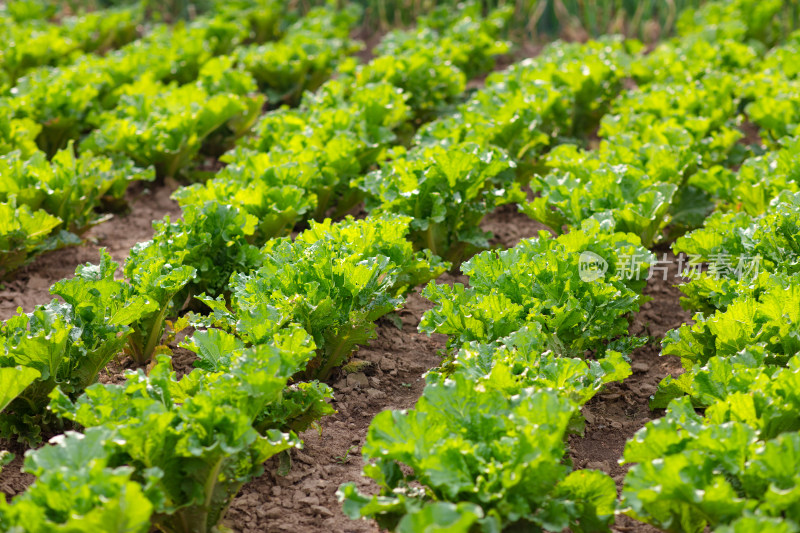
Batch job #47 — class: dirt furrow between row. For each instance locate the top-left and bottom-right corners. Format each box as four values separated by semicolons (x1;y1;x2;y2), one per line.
570;249;692;533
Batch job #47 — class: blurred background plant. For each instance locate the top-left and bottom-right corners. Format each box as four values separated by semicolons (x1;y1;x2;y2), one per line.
345;0;704;42
6;0;800;43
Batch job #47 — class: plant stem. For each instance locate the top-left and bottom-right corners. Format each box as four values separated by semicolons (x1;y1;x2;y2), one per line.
194;455;226;533
423;226;438;258
317;332;352;381
140;303;170;365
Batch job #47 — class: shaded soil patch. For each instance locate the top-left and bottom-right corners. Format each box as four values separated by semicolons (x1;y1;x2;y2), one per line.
0;453;34;502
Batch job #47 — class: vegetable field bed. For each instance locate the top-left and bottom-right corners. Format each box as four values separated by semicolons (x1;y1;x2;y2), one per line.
225;203;550;532
220;219;688;533
0;190;687;533
0;192;551;531
4;0;800;531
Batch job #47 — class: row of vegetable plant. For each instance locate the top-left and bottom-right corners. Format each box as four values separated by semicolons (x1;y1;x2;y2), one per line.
622;187;800;532
3;1;797;532
0;6;518;532
613;6;800;530
340;0;800;530
0;3;144;90
2;1;278;158
0;1;357;281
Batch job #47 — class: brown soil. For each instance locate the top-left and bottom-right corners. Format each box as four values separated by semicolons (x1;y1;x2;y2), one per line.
739;119;764;149
0;453;34;502
0;182;182;321
487;201;551;248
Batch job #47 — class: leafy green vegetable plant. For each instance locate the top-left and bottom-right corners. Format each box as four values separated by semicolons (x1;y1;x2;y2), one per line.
50;343;308;533
0;428;154;533
660;274;800;379
656;191;800;407
231;79;412;219
216;4;512;224
677;0;787;47
0;248;197;442
0;144;153;235
2;2;285;155
0;366;40;414
421;220;650;357
180;325;335;435
226;215;447;380
82;77;264;179
232;4;361;105
443;325;633;407
522;70;746;246
0;200;62;280
356;142;520;265
0;297;128;444
623;180;800;532
630;36;760;85
623;393;800;533
0;254;154;441
672;191;800;313
121;244;198;364
373;2;511;80
53;249;197;367
0;114;40;158
142;201;262;304
173;155;318;242
339;374;618;533
712;136;800;215
522;148;678;247
0;5;143;88
414;38;636;177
